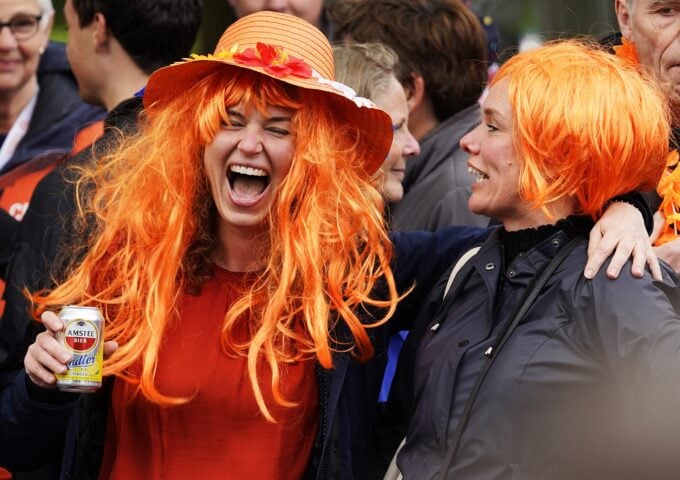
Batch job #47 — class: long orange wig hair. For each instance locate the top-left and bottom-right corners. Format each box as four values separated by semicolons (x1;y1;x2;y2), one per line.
493;40;670;217
33;69;401;420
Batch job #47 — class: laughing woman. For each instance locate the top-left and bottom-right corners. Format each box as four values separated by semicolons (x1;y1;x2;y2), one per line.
0;12;487;480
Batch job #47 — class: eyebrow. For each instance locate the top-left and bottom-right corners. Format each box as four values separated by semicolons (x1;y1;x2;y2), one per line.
226;109;292;122
649;0;680;7
482;107;505;119
3;10;41;18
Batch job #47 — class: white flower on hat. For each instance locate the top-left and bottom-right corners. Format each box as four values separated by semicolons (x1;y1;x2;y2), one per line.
311;70;376;109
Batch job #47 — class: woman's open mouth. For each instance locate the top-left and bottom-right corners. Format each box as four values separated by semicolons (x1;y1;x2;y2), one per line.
227;164;271;206
468;165;489;183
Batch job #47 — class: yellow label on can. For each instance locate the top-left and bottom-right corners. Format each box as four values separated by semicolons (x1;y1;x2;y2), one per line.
55;318;103;387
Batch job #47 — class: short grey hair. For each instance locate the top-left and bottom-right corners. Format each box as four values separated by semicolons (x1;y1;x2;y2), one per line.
35;0;54;29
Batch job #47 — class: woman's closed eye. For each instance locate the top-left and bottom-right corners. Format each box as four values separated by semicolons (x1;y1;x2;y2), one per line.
265;126;291;136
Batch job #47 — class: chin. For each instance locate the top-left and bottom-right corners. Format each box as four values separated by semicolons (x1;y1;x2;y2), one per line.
468;199;490;218
383;184;404;203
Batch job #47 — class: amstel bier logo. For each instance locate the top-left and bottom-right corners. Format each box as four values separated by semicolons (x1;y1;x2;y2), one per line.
63;319;99;353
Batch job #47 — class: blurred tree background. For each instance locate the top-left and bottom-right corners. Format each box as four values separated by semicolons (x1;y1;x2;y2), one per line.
469;0;619;57
48;0;620;57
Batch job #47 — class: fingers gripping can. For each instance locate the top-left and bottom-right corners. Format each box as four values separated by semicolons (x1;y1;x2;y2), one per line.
55;306;104;392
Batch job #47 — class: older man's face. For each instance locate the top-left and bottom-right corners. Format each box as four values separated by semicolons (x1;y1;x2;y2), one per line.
616;0;680;122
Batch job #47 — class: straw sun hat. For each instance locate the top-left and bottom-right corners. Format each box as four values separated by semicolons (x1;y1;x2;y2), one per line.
143;11;392;175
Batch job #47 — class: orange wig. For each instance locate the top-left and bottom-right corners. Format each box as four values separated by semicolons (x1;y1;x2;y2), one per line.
33;68;400;420
492;40;670;218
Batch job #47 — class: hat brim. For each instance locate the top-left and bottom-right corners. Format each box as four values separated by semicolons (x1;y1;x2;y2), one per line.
143;58;392;176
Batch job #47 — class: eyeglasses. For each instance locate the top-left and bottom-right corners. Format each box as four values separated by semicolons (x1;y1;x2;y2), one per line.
0;16;42;40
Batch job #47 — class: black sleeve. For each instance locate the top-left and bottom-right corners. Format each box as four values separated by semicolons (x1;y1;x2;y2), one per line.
0;210;19;279
606;191;654;234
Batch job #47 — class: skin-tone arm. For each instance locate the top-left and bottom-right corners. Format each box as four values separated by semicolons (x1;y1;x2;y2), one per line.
24;311;118;390
651;211;680;274
585;202;661;280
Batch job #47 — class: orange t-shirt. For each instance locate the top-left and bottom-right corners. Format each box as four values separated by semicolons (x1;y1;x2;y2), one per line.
99;268;318;480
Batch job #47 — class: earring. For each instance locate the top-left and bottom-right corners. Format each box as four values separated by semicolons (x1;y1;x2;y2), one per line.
39;46;45;55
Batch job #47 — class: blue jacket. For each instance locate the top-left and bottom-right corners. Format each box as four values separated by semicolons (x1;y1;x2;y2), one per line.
0;226;487;479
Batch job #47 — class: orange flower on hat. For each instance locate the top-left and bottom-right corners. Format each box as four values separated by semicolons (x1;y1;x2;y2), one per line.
234;42;312;79
613;37;640;65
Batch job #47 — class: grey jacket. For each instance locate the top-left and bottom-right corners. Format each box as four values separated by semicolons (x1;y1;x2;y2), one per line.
390;104;488;231
399;225;680;479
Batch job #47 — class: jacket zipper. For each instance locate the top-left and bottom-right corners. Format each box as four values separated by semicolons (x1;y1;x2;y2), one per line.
320;368;331;480
65;410;79;480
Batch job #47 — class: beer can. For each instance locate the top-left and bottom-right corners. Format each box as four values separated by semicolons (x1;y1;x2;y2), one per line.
55;305;104;393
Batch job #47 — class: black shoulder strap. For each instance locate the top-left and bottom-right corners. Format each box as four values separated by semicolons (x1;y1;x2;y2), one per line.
438;235;583;478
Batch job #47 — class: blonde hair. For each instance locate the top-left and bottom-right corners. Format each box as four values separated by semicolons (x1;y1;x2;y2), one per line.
493;40;670;217
333;42;399;101
33;68;401;421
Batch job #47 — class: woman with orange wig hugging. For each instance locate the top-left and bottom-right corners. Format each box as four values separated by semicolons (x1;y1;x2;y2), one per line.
390;41;680;479
0;13;663;480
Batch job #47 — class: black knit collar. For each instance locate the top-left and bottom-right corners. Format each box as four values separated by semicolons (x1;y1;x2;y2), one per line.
497;215;593;267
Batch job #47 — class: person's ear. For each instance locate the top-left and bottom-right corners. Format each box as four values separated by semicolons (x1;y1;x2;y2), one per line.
92;12;109;50
403;73;426;115
615;0;634;39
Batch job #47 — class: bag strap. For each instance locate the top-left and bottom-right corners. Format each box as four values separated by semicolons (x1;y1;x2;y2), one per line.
438;235;583;478
443;246;481;299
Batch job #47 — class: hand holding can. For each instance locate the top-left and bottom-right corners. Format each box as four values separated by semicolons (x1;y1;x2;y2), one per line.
24;311;73;389
54;306;104;393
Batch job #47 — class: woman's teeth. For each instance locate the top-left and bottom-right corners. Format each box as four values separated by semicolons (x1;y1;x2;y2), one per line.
230;165;267;177
468;166;489;183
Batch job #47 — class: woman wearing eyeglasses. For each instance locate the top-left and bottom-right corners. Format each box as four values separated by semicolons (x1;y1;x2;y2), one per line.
0;0;103;216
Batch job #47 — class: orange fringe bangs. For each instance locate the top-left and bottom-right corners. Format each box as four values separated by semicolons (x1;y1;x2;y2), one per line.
32;69;401;420
492;40;670;219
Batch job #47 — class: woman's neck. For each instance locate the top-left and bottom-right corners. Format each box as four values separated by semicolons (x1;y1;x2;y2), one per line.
215;223;268;272
0;77;38;133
